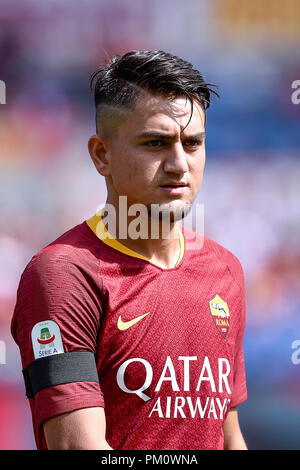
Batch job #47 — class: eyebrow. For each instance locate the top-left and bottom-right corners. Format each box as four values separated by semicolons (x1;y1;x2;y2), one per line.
133;131;206;140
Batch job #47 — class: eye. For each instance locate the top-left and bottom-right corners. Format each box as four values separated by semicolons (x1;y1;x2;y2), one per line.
184;139;202;151
144;140;164;147
184;139;202;149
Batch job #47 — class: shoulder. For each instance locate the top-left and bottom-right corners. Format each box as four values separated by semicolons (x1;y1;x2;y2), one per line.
182;226;245;289
204;236;245;291
19;221;101;285
11;222;103;362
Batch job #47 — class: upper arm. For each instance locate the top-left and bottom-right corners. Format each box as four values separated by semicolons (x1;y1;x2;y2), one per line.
43;407;112;450
222;406;247;450
11;248;106;445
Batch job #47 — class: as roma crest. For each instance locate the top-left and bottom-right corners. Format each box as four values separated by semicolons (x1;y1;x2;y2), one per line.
209;294;230;338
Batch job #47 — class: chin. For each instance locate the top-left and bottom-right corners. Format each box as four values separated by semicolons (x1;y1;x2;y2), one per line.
147;201;193;222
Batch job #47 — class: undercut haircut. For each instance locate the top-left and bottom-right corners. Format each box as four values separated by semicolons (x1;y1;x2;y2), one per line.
90;50;219;136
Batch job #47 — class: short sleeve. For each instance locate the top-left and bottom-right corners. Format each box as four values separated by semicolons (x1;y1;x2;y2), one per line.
11;245;105;429
230;262;247;408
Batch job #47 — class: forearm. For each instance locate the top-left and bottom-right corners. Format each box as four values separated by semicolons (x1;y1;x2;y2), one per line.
43;407;114;450
224;434;247;450
222;406;247;450
55;440;113;450
45;427;113;450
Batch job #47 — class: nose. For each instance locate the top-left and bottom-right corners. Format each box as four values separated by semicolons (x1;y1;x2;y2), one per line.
163;142;189;175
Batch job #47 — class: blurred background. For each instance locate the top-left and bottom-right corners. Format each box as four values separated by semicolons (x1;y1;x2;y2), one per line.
0;0;299;450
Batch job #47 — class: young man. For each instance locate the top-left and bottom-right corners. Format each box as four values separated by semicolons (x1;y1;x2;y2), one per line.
11;50;248;450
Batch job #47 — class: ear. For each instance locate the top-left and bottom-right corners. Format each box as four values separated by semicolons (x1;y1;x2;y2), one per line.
88;134;111;176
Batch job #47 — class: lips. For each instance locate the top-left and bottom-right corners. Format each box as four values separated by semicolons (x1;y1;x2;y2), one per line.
159;182;187;188
159;182;188;194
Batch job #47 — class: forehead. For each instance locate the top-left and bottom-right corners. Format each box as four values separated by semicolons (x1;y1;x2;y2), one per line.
117;94;205;136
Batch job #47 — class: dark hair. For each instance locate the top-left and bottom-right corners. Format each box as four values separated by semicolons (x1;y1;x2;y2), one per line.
90;50;219;134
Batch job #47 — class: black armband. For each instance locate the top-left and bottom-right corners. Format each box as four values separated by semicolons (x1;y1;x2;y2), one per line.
22;351;99;399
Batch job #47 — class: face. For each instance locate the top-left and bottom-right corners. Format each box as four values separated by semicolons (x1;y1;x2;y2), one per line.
89;94;206;222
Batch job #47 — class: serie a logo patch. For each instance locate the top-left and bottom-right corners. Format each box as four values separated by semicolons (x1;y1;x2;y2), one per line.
209;294;230;338
31;320;64;359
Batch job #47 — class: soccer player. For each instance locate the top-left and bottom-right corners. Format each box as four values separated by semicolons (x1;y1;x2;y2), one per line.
11;50;248;450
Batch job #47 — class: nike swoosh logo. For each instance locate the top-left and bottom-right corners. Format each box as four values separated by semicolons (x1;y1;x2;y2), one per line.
118;312;150;331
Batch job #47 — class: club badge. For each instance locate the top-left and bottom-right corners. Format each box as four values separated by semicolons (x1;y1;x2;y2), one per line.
209;294;230;338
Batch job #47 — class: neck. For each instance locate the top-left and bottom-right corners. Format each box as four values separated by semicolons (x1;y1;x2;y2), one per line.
101;199;183;269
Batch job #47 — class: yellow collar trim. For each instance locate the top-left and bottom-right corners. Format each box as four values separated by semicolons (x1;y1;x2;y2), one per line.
86;210;184;268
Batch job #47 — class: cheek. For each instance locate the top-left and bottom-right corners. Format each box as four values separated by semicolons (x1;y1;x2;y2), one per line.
110;152;151;192
125;151;158;181
125;160;149;186
190;154;205;185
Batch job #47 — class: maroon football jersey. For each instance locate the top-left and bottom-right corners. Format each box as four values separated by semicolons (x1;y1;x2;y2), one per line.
11;212;247;450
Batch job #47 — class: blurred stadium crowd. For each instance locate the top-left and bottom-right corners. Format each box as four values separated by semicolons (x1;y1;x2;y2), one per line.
0;0;299;449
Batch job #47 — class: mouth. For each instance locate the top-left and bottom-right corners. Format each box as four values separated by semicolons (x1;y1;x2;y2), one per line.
160;182;187;188
159;182;188;194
